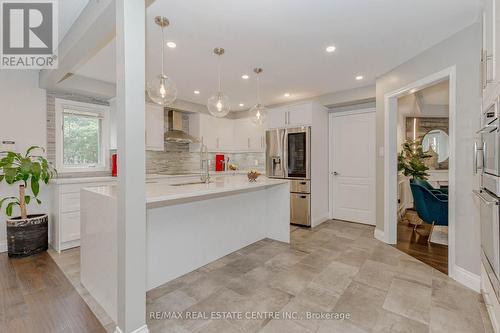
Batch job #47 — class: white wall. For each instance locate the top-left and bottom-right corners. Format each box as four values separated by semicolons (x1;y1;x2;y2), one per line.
0;71;48;252
375;23;482;275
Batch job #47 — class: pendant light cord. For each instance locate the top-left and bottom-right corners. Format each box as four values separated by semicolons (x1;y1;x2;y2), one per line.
161;26;165;75
218;55;222;92
257;74;261;104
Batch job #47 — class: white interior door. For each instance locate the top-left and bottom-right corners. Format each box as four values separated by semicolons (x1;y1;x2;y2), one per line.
329;110;376;225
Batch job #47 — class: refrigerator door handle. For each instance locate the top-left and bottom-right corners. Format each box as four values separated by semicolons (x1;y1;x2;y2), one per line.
283;129;288;178
475;141;484;174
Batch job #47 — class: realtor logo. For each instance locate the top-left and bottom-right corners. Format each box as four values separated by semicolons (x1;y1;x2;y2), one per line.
1;0;58;69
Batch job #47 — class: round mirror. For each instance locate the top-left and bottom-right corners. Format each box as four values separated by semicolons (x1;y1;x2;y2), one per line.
422;129;449;163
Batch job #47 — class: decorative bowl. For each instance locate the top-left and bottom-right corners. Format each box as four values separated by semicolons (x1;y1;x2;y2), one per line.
247;170;261;182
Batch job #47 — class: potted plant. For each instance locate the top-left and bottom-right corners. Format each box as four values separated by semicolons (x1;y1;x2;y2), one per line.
398;139;431;180
0;146;56;257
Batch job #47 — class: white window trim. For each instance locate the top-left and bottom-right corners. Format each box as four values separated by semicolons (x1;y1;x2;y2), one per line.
55;98;110;174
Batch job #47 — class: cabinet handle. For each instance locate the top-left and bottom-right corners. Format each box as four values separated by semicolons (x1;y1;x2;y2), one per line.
300;196;307;199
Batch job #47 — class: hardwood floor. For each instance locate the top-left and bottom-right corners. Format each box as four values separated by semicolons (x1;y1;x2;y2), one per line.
395;218;448;274
0;251;105;333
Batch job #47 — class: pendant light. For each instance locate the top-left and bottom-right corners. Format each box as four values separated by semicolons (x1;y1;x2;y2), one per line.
250;68;267;125
207;48;230;117
147;16;177;106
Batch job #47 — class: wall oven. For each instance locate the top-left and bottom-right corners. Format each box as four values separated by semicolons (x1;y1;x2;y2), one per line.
476;96;500;301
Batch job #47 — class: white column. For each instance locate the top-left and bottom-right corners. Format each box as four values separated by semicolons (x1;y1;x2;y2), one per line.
115;0;148;332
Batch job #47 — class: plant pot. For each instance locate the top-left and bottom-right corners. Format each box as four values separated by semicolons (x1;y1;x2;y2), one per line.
7;214;48;258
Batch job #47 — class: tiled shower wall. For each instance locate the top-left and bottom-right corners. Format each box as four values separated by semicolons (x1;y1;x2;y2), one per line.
146;150;265;174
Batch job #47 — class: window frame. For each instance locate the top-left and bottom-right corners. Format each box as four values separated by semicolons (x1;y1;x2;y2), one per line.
55;98;110;174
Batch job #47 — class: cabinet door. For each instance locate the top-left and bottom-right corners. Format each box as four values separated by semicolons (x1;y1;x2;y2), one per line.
287;104;312;126
145;104;165;151
267;108;287;129
217;118;234;151
199;114;218;150
233;118;251;151
483;0;500;105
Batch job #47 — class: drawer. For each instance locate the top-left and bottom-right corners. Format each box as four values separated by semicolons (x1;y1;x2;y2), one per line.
60;181;115;194
290;179;310;193
61;212;80;242
290;193;311;226
61;192;80;213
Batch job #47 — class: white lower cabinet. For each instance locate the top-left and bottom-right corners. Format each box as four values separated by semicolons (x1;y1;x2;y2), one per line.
50;178;115;252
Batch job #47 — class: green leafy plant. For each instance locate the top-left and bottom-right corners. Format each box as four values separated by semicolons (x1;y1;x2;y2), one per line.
398;139;431;180
0;146;56;218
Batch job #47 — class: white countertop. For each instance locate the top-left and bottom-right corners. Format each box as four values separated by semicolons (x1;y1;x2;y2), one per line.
83;175;288;207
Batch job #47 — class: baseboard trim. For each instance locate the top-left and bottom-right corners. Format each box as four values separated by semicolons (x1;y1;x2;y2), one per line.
0;240;7;253
115;324;149;333
312;214;330;228
374;228;385;242
451;265;480;292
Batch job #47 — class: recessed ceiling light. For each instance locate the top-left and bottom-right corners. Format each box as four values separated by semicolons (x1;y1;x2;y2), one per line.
194;90;200;94
355;75;364;80
241;74;249;80
325;45;336;53
239;103;245;107
166;41;177;48
284;93;290;97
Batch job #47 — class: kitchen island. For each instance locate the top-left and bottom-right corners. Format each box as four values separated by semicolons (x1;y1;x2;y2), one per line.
80;175;290;322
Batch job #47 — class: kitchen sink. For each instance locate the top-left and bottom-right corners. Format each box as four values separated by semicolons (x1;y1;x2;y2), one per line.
170;181;213;186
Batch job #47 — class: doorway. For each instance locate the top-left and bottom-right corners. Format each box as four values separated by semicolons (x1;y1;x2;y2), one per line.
383;67;456;276
329;109;376;225
395;80;450;274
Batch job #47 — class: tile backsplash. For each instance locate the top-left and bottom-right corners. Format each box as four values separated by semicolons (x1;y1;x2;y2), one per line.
146;150;265;174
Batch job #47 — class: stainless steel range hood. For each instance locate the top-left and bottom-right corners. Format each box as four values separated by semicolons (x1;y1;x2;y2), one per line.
164;110;199;144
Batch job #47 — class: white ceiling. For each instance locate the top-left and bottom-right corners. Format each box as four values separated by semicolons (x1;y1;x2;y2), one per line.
398;80;450;117
74;0;480;109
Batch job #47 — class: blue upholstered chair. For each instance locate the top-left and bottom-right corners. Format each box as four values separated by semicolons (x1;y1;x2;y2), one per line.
409;182;448;243
413;178;448;195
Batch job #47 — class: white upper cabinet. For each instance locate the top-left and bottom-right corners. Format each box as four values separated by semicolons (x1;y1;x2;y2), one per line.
482;0;500;107
145;103;165;151
267;102;314;129
189;113;265;152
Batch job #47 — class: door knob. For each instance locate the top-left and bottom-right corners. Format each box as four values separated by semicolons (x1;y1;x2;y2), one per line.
333;171;339;176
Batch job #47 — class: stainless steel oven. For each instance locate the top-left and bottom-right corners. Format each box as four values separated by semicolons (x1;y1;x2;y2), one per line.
479;100;499;178
476;96;500;302
475;189;500;300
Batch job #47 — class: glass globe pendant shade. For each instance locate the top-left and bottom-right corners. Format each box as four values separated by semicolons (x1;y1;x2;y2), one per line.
147;74;177;106
207;92;230;118
250;103;267;125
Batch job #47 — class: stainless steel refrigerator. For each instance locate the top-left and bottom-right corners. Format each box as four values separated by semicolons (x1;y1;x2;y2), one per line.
266;126;311;226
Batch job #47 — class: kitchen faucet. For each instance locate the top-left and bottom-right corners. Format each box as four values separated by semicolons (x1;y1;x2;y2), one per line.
200;144;210;183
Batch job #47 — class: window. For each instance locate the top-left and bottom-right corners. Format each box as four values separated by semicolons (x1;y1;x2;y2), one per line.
55;99;109;173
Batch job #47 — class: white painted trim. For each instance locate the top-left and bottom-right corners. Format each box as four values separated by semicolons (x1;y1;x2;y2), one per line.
55;98;111;174
0;240;7;253
329;107;376;117
313;215;330;228
329;111;376;225
115;325;149;333
450;265;480;292
374;228;385;242
383;66;457;277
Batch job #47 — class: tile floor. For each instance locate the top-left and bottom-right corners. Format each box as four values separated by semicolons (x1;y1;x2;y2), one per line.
51;220;494;333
